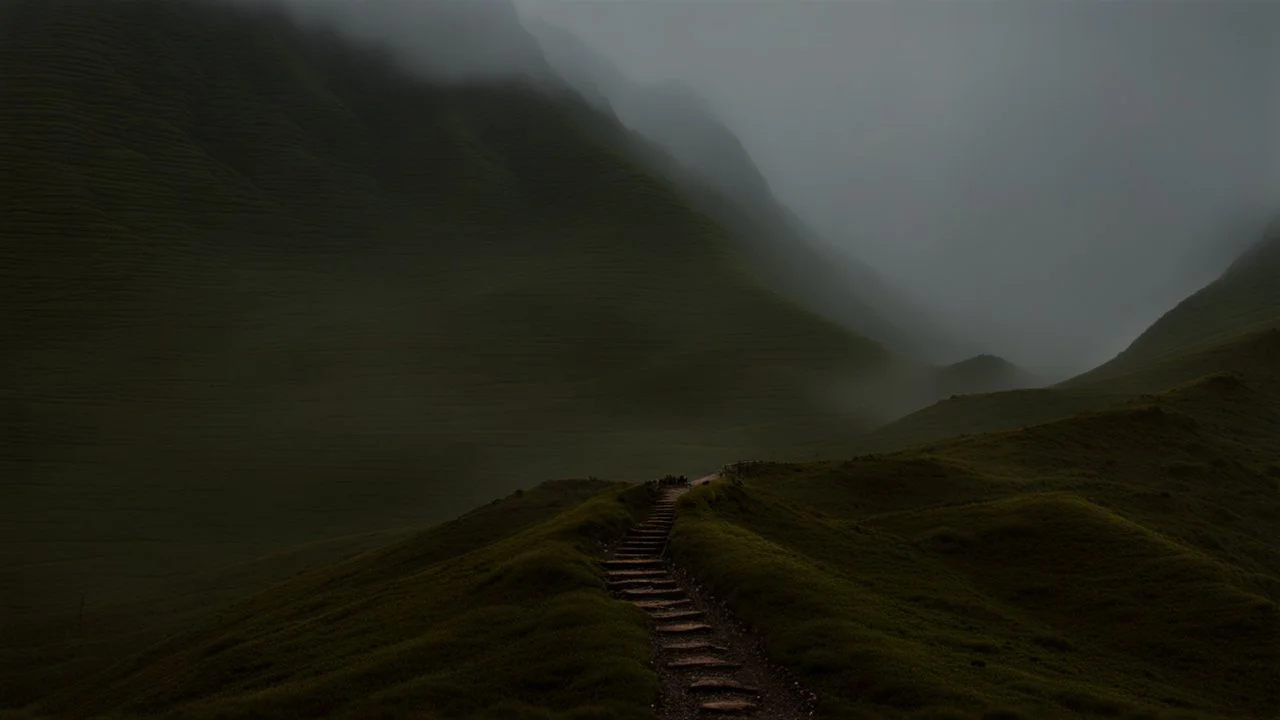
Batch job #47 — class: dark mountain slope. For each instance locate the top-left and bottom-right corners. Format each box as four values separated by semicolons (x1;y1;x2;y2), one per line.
1;0;897;681
849;223;1280;453
1073;223;1280;383
523;15;978;365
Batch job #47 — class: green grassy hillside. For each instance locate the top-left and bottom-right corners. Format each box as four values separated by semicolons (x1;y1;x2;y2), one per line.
13;479;658;720
26;327;1276;720
670;326;1280;718
1074;227;1280;382
851;326;1279;453
850;227;1280;453
1;0;901;692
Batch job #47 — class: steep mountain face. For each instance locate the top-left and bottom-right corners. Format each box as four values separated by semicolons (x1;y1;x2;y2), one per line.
849;223;1280;453
522;15;977;364
1;0;904;652
1074;221;1280;382
275;0;555;84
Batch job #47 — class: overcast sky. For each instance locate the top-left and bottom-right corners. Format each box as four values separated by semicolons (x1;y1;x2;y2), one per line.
516;0;1277;375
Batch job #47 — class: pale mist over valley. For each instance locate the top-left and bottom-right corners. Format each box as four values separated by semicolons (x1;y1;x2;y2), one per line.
517;0;1279;376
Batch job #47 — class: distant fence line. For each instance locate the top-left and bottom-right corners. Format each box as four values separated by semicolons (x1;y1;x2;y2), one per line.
720;460;778;482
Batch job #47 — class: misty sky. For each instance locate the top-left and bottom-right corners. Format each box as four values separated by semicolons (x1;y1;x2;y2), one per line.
517;0;1278;375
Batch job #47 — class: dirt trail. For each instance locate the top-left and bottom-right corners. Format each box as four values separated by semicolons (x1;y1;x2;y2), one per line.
603;478;816;719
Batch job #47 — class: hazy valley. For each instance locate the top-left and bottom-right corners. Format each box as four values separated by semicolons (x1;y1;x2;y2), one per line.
2;1;1278;719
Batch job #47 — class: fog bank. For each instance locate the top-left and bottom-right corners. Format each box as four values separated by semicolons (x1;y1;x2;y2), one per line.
518;0;1278;375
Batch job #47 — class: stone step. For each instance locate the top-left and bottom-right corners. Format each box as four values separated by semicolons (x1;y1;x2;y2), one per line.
655;622;713;635
667;655;742;670
688;677;759;694
649;609;704;621
612;580;679;593
640;579;680;588
631;598;690;610
619;587;685;599
612;555;661;562
607;578;661;589
660;639;727;653
605;569;667;579
602;558;663;569
699;700;757;714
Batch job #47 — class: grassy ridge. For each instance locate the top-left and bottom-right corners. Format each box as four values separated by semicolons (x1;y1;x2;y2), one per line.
19;479;657;720
852;322;1280;454
850;224;1280;455
1087;230;1280;377
669;327;1280;718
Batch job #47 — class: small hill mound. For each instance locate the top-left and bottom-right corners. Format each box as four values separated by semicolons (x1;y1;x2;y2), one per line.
933;354;1036;397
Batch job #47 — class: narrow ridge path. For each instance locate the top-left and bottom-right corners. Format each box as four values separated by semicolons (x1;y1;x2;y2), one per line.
603;480;815;719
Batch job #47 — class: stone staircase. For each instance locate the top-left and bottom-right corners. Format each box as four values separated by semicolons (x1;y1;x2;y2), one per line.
603;490;763;716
